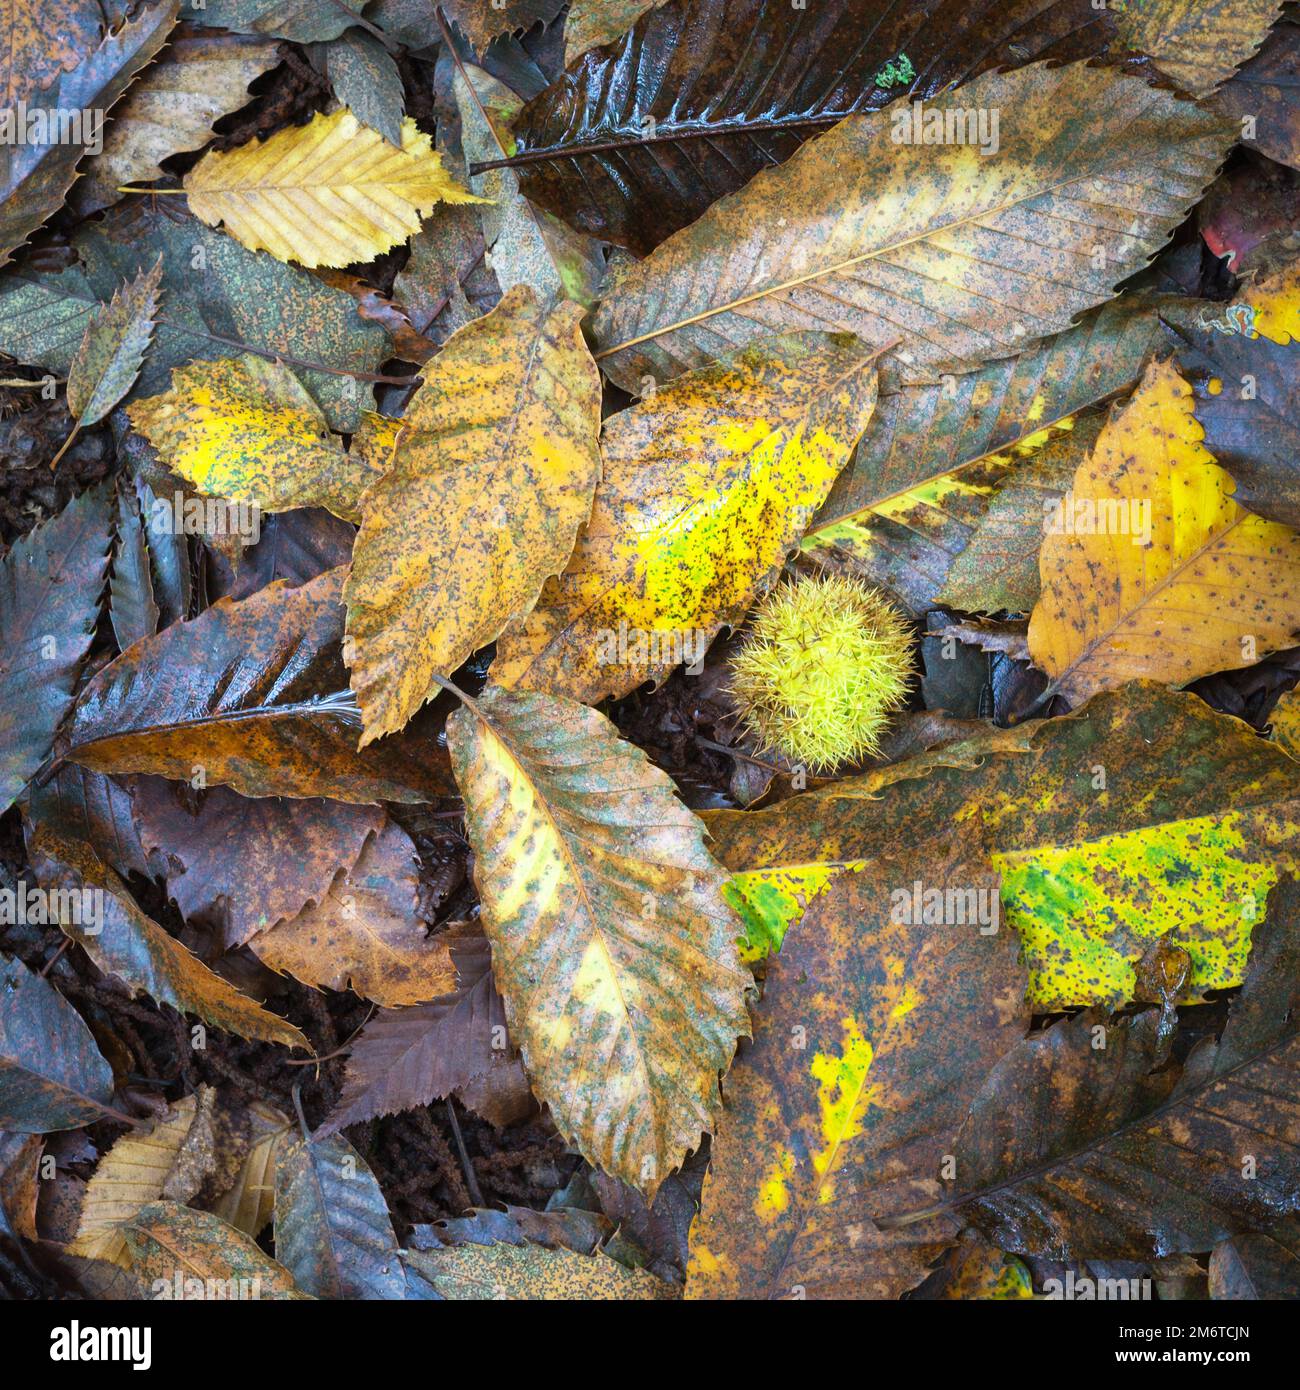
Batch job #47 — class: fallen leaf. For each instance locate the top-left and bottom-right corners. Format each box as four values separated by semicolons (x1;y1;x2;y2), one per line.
30;829;312;1051
0;485;112;814
686;840;1027;1299
494;333;880;702
1118;0;1284;96
513;0;1117;255
274;1129;405;1299
447;685;754;1195
0;955;115;1133
67;568;454;805
184;108;485;269
344;284;602;742
589;64;1232;392
404;1240;674;1299
1028;357;1300;704
127;355;383;523
65;260;163;431
123;1200;307;1298
71;27;280;213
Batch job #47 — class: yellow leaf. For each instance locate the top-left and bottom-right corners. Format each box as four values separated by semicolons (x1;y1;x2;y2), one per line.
1271;688;1300;761
344;285;602;743
250;821;459;1006
126;354;383;523
70;1094;204;1268
204;1101;289;1240
493;332;880;703
183;107;486;268
446;685;754;1196
1118;0;1283;96
1028;357;1300;705
1243;257;1300;346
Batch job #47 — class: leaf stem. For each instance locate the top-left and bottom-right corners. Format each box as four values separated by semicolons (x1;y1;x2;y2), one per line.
48;423;80;472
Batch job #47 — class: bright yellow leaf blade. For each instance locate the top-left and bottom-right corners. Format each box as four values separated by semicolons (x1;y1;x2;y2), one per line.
183;107;486;268
344;285;602;744
126;354;383;523
446;685;754;1197
1028;357;1300;705
493;332;880;703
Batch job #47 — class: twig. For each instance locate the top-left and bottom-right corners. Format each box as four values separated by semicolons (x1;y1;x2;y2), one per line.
443;1099;484;1208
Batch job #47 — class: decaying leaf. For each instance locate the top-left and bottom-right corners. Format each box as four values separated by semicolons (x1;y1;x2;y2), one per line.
1028;358;1300;705
447;686;754;1196
249;819;455;1008
0;956;115;1133
126;355;382;523
707;683;1300;1011
1118;0;1284;96
404;1240;674;1299
65;260;163;431
72;28;280;213
344;285;602;742
30;829;312;1051
688;839;1027;1299
0;485;112;815
123;1200;307;1298
494;333;880;702
589;64;1232;392
183;108;485;269
67;568;454;805
274;1129;405;1300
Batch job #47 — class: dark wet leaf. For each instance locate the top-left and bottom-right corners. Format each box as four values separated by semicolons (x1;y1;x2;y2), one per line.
67;568;454;805
0;955;115;1133
507;0;1118;255
0;485;112;815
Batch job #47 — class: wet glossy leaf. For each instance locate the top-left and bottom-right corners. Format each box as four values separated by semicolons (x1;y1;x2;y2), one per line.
706;683;1300;1010
0;485;112;814
0;955;115;1133
590;65;1232;392
67;568;454;805
30;829;312;1051
274;1130;404;1300
687;839;1027;1299
879;878;1300;1260
447;685;754;1196
0;2;177;267
511;0;1116;255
